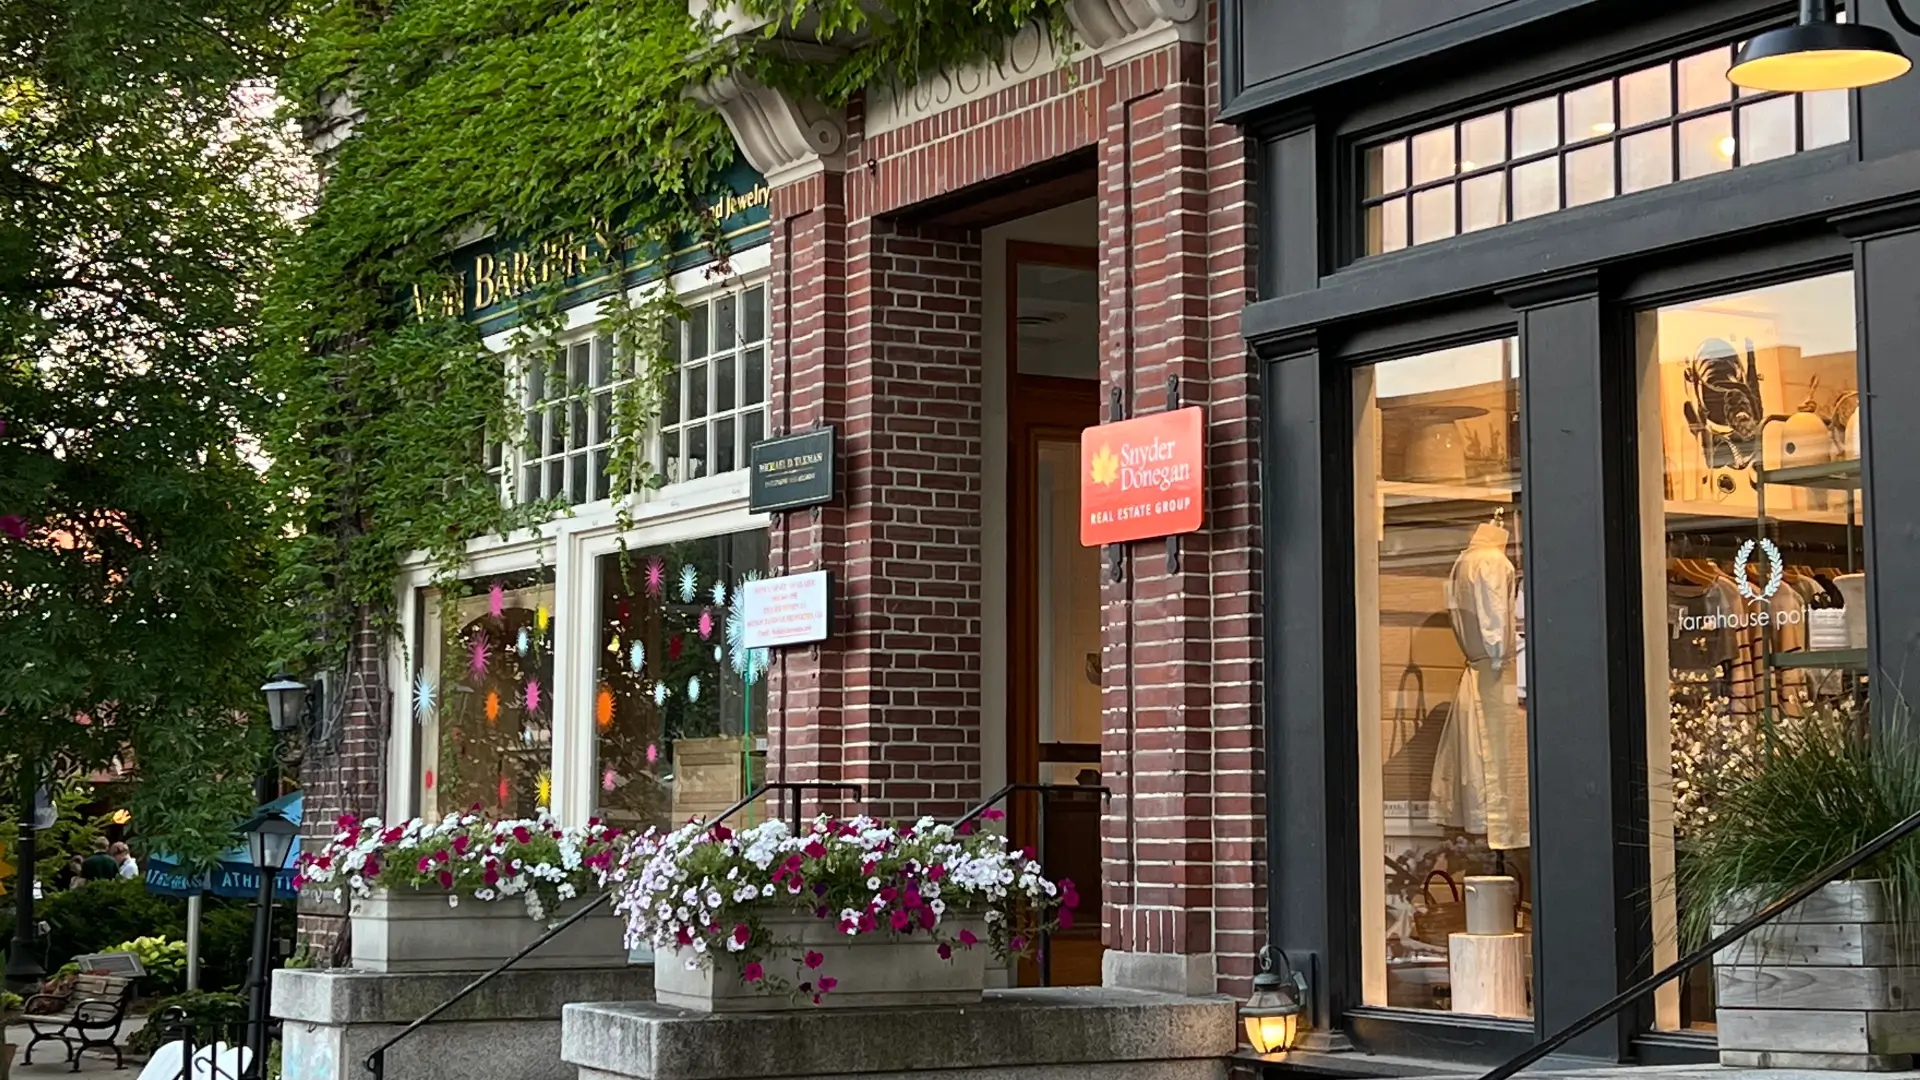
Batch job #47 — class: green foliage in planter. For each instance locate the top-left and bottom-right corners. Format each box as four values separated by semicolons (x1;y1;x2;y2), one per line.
128;991;247;1057
270;0;1074;672
1676;704;1920;947
103;936;187;993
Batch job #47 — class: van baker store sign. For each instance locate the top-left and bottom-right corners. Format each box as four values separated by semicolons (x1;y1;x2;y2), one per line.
1080;406;1205;546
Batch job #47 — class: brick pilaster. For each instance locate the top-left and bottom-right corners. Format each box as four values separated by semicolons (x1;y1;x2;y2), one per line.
294;610;389;967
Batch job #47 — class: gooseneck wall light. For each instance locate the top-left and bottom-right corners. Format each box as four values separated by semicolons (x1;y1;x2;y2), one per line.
1729;0;1916;92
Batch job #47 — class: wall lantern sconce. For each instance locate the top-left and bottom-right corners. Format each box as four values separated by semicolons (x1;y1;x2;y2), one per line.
1729;0;1916;92
1242;944;1309;1055
261;672;331;766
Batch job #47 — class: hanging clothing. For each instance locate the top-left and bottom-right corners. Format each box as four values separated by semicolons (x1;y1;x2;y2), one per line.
1430;530;1530;850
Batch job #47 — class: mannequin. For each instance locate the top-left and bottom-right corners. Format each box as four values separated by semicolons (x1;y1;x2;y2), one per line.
1430;513;1530;851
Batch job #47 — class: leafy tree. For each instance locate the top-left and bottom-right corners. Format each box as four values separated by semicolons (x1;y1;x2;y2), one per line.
0;1;300;864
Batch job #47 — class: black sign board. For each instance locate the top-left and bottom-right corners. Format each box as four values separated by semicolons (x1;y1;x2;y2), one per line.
749;428;836;513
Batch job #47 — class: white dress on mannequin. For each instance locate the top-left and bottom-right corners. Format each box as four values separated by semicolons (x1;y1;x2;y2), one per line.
1429;523;1529;850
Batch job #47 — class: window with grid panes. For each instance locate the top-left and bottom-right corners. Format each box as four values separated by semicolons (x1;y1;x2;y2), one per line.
517;334;624;506
659;282;768;486
1359;35;1850;258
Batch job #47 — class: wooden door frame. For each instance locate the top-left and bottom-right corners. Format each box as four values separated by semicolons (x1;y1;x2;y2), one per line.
1005;241;1100;984
1005;240;1099;804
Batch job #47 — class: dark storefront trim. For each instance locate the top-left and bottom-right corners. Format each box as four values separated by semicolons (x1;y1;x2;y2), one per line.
1239;0;1920;1063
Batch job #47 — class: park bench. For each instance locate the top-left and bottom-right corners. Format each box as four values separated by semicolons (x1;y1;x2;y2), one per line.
22;959;141;1072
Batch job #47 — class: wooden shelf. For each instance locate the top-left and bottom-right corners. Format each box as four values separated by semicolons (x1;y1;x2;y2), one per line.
1379;479;1518;507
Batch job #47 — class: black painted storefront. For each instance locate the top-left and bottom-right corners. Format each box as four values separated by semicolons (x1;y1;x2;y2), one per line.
1224;0;1920;1066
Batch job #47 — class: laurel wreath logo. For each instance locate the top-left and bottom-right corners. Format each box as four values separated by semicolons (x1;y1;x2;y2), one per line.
1734;537;1786;604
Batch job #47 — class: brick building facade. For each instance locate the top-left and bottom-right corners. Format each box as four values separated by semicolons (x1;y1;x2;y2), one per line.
300;0;1266;1005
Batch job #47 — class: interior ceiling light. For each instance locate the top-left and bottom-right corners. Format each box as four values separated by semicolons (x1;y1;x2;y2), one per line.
1729;0;1915;92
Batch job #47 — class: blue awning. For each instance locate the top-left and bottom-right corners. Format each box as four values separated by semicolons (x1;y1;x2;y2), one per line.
144;791;303;901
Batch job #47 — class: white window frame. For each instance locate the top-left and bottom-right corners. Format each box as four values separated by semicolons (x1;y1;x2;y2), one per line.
387;246;774;824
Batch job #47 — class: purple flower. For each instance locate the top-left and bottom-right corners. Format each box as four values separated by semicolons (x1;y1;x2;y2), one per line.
742;962;764;983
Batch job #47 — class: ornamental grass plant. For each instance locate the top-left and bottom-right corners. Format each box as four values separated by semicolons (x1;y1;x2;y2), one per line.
1675;699;1920;947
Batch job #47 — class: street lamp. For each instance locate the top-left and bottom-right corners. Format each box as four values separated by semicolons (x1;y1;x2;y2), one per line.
240;809;296;1079
1728;0;1914;92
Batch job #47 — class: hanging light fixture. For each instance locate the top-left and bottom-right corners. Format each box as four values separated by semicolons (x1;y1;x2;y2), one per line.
1241;945;1309;1055
1729;0;1914;93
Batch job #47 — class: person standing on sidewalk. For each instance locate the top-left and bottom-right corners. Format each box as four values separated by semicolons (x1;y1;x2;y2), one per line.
79;837;116;882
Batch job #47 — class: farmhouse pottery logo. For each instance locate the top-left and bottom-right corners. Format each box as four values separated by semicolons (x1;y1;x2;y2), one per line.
1673;537;1799;634
1080;407;1205;547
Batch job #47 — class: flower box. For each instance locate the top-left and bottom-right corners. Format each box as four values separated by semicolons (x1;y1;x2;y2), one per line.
349;888;627;973
603;812;1074;1011
654;911;990;1012
1714;880;1920;1070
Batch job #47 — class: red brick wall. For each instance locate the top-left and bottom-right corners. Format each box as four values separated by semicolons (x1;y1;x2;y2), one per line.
760;1;1263;997
293;611;389;967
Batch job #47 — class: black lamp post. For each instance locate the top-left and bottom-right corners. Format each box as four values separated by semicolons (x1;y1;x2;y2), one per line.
240;808;297;1078
4;765;44;990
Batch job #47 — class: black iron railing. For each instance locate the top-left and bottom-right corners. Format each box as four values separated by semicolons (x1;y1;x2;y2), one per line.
955;782;1111;987
1477;803;1920;1080
362;781;861;1079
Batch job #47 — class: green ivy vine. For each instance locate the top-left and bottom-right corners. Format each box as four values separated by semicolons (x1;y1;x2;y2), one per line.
263;0;1074;672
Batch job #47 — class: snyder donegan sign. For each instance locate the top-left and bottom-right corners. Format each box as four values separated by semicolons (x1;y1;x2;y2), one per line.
1080;406;1205;546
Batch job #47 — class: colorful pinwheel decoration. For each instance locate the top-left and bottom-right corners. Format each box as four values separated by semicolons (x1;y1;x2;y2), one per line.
596;687;616;731
652;682;669;706
536;772;552;807
687;675;702;703
602;768;619;792
469;636;490;677
525;679;542;715
646;743;658;764
711;580;728;606
537;605;551;635
679;564;698;603
516;627;531;657
414;672;437;723
485;690;501;723
644;557;666;597
669;635;684;661
489;583;505;620
698;608;715;640
629;641;645;673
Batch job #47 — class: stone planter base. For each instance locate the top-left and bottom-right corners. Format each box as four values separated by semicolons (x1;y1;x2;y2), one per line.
652;912;988;1012
563;988;1236;1080
349;889;626;973
1715;880;1920;1070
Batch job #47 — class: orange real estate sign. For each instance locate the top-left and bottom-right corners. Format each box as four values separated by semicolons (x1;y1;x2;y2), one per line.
1080;406;1205;546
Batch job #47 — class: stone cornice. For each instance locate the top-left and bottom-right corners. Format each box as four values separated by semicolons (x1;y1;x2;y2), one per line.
686;73;846;189
1065;0;1202;65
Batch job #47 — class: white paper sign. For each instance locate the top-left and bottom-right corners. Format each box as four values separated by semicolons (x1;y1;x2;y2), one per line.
742;571;830;648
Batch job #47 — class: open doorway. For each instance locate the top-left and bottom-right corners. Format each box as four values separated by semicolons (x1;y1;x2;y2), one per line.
1004;238;1102;986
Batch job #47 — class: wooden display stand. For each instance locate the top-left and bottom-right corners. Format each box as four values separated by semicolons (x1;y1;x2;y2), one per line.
1449;932;1528;1018
670;737;770;826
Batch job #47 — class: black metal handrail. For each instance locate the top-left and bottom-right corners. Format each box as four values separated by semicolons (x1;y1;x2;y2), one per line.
956;782;1111;986
1478;803;1920;1080
362;780;861;1079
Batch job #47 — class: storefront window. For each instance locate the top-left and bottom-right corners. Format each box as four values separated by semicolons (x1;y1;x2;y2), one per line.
592;529;771;833
1362;37;1849;256
1636;272;1866;1032
415;570;558;819
1354;338;1532;1018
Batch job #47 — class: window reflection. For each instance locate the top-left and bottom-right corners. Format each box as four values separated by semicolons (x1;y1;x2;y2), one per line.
1637;272;1867;1032
1355;339;1533;1019
416;572;558;819
592;530;771;833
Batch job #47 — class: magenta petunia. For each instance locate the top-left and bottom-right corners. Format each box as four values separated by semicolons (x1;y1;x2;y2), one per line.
958;929;978;948
818;977;837;993
733;924;750;947
804;950;823;970
938;943;952;960
742;962;764;983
